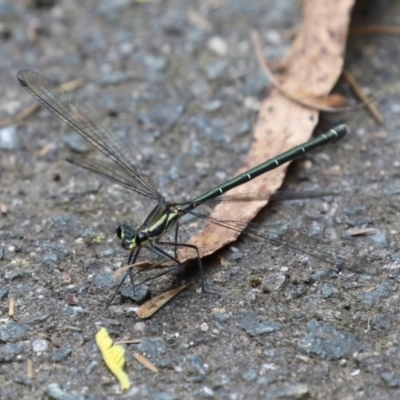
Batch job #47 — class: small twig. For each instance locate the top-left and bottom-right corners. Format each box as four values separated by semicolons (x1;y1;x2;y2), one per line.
350;25;400;35
134;352;159;373
0;77;85;129
27;359;33;379
187;8;213;32
251;30;367;113
342;69;384;125
8;297;14;317
115;339;142;345
348;227;377;236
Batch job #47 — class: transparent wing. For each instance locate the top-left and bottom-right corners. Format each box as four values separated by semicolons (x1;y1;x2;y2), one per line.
187;210;378;275
17;69;162;201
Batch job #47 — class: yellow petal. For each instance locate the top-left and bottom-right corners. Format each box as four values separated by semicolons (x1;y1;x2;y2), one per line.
96;328;131;391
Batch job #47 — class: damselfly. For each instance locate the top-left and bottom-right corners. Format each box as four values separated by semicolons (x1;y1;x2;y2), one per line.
17;70;350;301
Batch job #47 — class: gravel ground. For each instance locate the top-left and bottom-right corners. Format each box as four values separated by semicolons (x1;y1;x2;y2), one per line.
1;0;400;399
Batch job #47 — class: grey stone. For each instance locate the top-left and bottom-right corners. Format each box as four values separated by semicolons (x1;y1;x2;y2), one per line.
0;125;19;150
241;368;257;382
205;60;228;80
99;71;130;85
273;384;311;399
4;268;25;281
308;270;330;283
186;354;207;376
153;393;179;400
45;382;85;400
0;323;29;343
188;115;227;142
97;0;134;15
298;319;364;360
42;253;60;267
121;284;151;304
50;347;72;363
381;371;400;388
384;180;400;196
0;343;23;362
0;288;8;300
241;74;268;96
320;283;339;299
93;272;114;290
358;281;392;310
214;313;230;323
190;80;211;97
202;100;222;112
240;311;281;337
96;247;115;257
392;252;400;262
287;285;307;300
143;55;167;73
139;337;165;361
26;314;50;325
262;273;287;292
63;132;89;153
235;119;251;136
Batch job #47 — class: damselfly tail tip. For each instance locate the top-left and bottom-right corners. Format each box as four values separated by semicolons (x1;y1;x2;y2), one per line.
333;124;348;140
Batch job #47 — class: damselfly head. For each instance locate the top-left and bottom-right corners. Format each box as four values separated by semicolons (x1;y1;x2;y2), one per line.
116;224;137;250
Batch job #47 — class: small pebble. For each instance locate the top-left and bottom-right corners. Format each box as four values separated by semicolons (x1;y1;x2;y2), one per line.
50;347;72;363
32;339;48;353
93;272;114;290
200;323;209;332
240;311;281;337
133;322;146;333
0;343;23;362
0;323;29;343
0;125;19;150
45;382;84;400
121;285;151;304
273;384;310;400
207;36;228;56
202;387;214;398
241;368;257;382
63;132;89;153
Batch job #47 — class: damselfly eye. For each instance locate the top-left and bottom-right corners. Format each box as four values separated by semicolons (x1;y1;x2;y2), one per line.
116;225;124;239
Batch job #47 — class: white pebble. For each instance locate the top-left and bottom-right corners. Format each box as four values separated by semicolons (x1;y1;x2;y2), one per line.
32;339;48;353
200;323;209;332
133;322;146;332
208;36;228;56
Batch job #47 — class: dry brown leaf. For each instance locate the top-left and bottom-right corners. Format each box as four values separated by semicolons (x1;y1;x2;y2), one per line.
177;0;354;263
252;33;357;113
137;282;192;319
134;352;159;373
